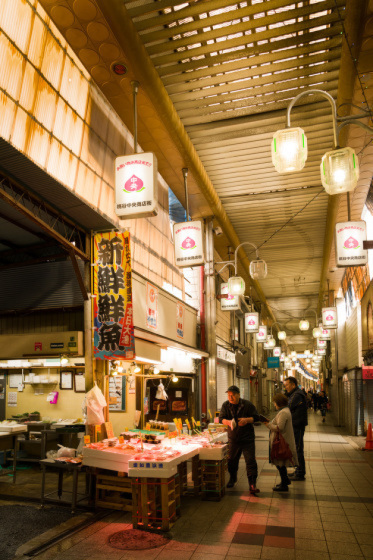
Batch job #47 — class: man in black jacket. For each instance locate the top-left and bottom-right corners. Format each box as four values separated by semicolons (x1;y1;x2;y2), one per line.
284;376;308;481
219;385;260;494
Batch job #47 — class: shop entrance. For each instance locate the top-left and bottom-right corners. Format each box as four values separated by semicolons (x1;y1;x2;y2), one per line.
145;376;196;425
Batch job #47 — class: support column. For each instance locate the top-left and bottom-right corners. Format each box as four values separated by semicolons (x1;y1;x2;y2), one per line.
205;219;217;414
84;233;93;391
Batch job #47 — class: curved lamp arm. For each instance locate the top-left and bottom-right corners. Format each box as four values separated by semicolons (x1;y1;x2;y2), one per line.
302;309;320;325
286;88;338;148
215;262;236;276
234;241;259;275
269;321;284;335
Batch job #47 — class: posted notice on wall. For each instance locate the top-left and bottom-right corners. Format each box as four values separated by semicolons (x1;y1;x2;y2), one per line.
8;391;17;407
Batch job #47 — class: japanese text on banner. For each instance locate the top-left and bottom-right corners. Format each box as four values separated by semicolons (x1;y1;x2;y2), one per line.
93;232;135;360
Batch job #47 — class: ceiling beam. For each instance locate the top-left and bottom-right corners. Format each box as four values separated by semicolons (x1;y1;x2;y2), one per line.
0;184;89;262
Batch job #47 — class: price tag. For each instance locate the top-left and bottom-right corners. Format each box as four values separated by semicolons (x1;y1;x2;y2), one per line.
191;417;197;427
84;435;90;445
185;419;191;430
118;436;124;444
145;422;151;430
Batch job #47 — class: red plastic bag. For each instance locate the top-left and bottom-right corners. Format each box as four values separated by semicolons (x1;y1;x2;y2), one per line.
271;431;293;462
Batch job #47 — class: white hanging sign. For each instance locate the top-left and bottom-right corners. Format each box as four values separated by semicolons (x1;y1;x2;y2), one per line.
256;325;267;343
316;348;326;356
245;312;259;333
335;221;367;267
319;326;331;340
280;352;286;362
220;283;240;311
273;347;281;357
173;221;205;268
322;307;338;329
115;152;158;218
317;339;327;350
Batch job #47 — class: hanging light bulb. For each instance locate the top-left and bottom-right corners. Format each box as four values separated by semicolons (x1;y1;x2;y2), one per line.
249;259;267;280
172;374;179;383
299;319;310;331
320;146;359;195
313;326;322;338
291;351;297;358
228;276;245;296
131;362;141;373
271;127;308;173
278;330;286;340
304;349;311;356
60;355;69;366
153;366;160;374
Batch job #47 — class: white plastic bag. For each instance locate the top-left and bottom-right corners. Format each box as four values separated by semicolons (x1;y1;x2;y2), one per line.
56;445;75;458
155;381;168;401
85;383;107;425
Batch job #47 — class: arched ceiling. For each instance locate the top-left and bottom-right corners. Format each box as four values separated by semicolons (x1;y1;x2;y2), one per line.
38;0;373;351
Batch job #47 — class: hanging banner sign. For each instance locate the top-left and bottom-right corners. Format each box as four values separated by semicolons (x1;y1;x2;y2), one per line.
322;307;338;329
93;232;135;360
280;352;286;362
273;347;281;357
256;325;267;342
316;348;326;356
176;302;185;339
335;221;367;267
245;312;259;333
146;282;158;330
317;339;327;350
267;357;280;368
220;282;240;311
115;152;158;218
319;326;331;340
173;220;205;268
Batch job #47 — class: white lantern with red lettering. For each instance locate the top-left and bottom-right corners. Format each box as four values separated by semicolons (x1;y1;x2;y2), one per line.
335;221;367;267
256;325;267;343
173;221;205;268
245;312;259;333
220;282;240;312
319;326;331;340
322;307;338;329
273;347;281;357
115;153;158;218
317;339;327;350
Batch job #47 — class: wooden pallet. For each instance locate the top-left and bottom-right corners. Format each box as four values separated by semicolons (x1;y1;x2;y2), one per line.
201;458;227;501
95;471;132;511
132;474;181;531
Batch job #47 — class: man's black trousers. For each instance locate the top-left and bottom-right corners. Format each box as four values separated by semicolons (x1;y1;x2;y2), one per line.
293;426;306;476
227;439;258;481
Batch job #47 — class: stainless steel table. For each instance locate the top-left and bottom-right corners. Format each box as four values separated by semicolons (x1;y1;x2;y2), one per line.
0;429;26;483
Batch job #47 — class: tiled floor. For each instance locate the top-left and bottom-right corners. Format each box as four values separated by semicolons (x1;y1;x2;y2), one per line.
30;412;373;560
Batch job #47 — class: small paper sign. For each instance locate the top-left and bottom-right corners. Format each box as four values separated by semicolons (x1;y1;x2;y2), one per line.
84;435;91;445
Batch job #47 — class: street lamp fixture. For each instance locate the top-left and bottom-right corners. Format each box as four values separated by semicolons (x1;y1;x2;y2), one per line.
299;319;310;331
271;89;373;195
228;275;245;296
313;326;322;339
266;336;276;349
278;330;287;340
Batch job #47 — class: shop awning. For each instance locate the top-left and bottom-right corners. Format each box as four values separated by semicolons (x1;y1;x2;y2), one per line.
134;327;209;359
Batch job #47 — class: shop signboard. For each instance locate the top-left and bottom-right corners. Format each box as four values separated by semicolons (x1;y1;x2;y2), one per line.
176;302;185;339
362;366;373;380
280;352;286;362
335;221;367;267
115;152;158;218
93;232;135;360
146;282;158;330
322;307;338;329
245;312;259;333
317;339;327;350
217;345;236;364
173;220;205;268
220;282;240;311
319;326;331;340
273;347;281;357
316;348;326;356
256;325;267;343
267;357;280;368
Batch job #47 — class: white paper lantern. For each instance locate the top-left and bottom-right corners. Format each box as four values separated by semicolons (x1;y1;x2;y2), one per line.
291;351;297;358
322;307;338;329
278;330;287;340
319;326;331;340
266;336;276;348
273;347;281;357
228;276;245;296
256;325;267;342
272;127;308;173
313;326;322;338
320;146;359;195
299;319;309;331
249;259;267;279
245;312;259;333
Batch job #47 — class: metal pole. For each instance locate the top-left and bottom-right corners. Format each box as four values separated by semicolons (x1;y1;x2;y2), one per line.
347;192;351;222
286;88;338;148
182;168;189;221
131;81;139;154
